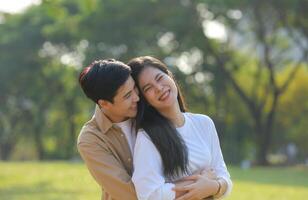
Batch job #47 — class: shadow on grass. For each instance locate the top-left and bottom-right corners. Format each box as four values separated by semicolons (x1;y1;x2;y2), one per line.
229;166;308;188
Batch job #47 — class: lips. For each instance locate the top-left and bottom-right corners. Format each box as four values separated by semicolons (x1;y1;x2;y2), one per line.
159;90;170;101
131;104;137;110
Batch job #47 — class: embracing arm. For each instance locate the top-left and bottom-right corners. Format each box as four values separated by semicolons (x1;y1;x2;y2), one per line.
78;139;137;200
172;171;220;200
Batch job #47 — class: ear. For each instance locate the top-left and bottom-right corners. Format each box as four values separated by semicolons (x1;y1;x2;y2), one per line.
98;99;112;110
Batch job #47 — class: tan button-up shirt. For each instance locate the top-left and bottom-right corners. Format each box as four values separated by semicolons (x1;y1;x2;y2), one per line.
77;107;137;200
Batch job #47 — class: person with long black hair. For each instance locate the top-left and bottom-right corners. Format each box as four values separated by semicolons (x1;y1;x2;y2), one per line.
128;56;232;200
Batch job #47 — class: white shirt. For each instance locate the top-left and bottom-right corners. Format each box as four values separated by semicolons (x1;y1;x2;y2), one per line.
115;118;136;154
132;113;232;200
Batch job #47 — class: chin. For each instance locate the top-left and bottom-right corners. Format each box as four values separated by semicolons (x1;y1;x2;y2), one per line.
156;102;173;110
128;112;137;118
164;96;177;106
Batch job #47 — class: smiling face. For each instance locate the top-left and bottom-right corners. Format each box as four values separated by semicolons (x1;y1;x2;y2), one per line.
99;76;139;122
138;66;178;111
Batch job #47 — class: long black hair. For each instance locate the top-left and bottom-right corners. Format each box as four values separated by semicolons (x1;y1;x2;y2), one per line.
127;56;189;179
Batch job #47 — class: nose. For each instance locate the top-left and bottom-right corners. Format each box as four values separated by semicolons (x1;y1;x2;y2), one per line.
154;83;163;93
132;88;140;102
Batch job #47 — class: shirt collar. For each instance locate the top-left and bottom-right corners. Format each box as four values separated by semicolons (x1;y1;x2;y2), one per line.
93;105;113;134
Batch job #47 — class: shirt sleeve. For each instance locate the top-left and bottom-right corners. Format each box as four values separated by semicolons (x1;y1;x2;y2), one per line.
132;132;175;200
78;133;137;200
207;117;233;198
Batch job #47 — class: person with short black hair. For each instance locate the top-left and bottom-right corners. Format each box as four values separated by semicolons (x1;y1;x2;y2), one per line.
78;59;139;200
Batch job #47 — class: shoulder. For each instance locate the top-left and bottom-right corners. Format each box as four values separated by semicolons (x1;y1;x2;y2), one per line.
77;119;106;148
184;112;214;126
134;130;158;152
185;113;219;142
133;130;162;162
135;129;152;143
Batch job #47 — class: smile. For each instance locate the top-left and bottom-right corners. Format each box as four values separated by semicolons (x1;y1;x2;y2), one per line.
131;104;137;110
159;90;170;101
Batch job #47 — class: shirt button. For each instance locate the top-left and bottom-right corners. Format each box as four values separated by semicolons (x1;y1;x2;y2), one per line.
128;158;131;162
121;134;124;137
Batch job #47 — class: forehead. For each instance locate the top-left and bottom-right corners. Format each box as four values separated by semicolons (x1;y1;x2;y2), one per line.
139;67;163;83
114;76;134;98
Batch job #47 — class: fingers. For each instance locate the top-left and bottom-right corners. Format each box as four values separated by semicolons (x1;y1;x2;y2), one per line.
201;168;217;179
173;184;195;192
208;169;217;179
181;175;200;181
175;191;195;200
192;168;203;175
201;168;214;174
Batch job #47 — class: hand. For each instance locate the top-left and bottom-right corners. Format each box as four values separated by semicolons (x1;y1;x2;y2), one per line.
174;179;195;198
200;168;217;180
176;167;217;182
173;173;219;200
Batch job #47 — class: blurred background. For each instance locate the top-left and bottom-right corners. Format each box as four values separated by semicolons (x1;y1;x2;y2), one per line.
0;0;307;199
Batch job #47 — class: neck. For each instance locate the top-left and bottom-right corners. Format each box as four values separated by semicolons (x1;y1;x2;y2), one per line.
102;109;128;123
159;102;184;127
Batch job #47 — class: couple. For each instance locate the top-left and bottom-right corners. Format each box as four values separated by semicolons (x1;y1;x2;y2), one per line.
77;56;232;200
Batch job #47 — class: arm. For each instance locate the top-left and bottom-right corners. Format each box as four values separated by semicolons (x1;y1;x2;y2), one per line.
173;116;232;200
172;173;220;200
78;139;137;200
208;118;232;199
173;168;213;199
132;132;175;200
173;180;194;198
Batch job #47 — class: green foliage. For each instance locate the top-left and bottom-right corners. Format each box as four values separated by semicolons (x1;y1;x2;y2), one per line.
274;67;308;159
0;0;307;164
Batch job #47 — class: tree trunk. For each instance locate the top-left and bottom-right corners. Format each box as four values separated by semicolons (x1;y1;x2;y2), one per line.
34;124;45;160
256;132;270;165
0;142;14;160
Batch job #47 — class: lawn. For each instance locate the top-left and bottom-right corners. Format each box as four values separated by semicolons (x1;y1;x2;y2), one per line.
0;162;307;200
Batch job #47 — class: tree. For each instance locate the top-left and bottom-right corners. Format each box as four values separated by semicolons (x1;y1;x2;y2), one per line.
198;0;308;165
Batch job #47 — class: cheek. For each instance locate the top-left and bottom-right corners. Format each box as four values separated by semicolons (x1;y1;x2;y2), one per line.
118;100;130;110
143;92;156;103
170;81;178;94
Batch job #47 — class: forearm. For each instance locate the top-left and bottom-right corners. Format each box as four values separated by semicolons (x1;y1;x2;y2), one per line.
174;180;194;198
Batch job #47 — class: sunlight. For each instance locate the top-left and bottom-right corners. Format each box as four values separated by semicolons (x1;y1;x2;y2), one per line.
0;0;41;13
202;20;227;42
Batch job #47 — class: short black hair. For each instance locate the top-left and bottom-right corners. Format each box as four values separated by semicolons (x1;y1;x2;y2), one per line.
79;59;131;103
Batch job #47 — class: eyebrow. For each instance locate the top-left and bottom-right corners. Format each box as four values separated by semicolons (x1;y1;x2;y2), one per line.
141;73;162;91
123;91;131;98
123;83;135;98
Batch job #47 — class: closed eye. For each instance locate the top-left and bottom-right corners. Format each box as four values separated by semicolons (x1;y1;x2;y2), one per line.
143;85;152;93
124;93;131;99
157;75;163;81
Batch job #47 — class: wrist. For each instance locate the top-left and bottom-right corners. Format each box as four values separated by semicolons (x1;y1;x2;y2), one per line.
213;178;224;199
214;179;221;196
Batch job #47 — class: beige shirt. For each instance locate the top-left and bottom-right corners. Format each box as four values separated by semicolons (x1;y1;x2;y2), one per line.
77;106;137;200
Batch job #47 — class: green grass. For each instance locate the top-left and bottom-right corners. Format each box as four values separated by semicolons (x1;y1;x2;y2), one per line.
0;162;308;200
226;166;308;200
0;161;100;200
